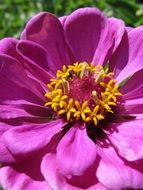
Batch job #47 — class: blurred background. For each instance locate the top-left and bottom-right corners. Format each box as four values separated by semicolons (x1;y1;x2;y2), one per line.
0;0;143;39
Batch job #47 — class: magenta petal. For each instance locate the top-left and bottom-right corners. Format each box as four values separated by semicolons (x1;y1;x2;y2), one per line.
67;157;101;189
17;40;54;84
0;104;33;119
0;102;52;121
59;16;67;25
109;31;128;76
41;154;68;190
0;167;49;190
42;153;102;190
87;183;107;190
0;38;52;85
120;98;143;120
92;17;125;65
126;26;133;32
57;123;97;175
120;69;143;99
118;69;143;119
64;8;124;64
17;40;49;71
20;60;53;89
0;54;45;104
21;12;73;71
64;8;103;63
108;119;143;161
0;151;51;190
112;26;143;82
118;99;143;120
119;69;143;119
0;123;15;164
3;119;64;158
0;38;18;56
97;147;143;189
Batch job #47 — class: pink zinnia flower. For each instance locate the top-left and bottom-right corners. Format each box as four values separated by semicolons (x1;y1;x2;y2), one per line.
0;7;143;190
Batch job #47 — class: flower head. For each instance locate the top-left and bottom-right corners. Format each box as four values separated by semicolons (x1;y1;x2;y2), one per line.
0;7;143;190
45;63;122;125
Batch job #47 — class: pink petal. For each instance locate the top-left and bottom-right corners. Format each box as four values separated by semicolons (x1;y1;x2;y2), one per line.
59;16;67;25
64;8;124;64
3;119;64;158
56;123;97;175
120;69;143;100
0;151;51;190
0;102;52;121
0;38;18;56
93;17;125;65
17;40;49;71
41;153;101;190
0;38;26;70
21;61;52;90
111;26;143;82
87;183;107;190
0;105;30;119
121;98;143;119
118;99;143;120
97;146;143;189
67;157;100;189
64;7;102;63
21;12;74;71
126;26;133;32
0;38;52;95
0;123;15;164
17;40;54;87
109;31;128;75
0;54;45;104
0;54;49;122
17;40;57;76
0;167;49;190
41;154;69;190
108;119;143;161
117;69;143;119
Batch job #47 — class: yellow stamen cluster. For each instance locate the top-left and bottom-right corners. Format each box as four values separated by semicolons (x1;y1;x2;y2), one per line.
45;62;122;126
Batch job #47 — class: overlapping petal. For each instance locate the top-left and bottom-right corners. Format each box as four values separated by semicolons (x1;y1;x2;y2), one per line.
121;69;143;100
0;102;52;123
63;8;125;64
118;69;143;119
21;12;74;72
3;119;64;159
0;38;18;56
41;153;104;190
108;119;143;161
16;41;55;90
41;154;68;190
110;26;143;82
56;123;97;176
0;38;53;89
17;40;49;71
0;53;50;124
0;123;16;164
0;54;44;104
0;152;51;190
97;147;143;189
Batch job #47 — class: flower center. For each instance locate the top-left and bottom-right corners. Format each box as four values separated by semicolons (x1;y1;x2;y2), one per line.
45;62;122;126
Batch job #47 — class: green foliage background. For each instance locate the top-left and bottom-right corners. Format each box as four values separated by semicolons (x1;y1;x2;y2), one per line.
0;0;143;39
